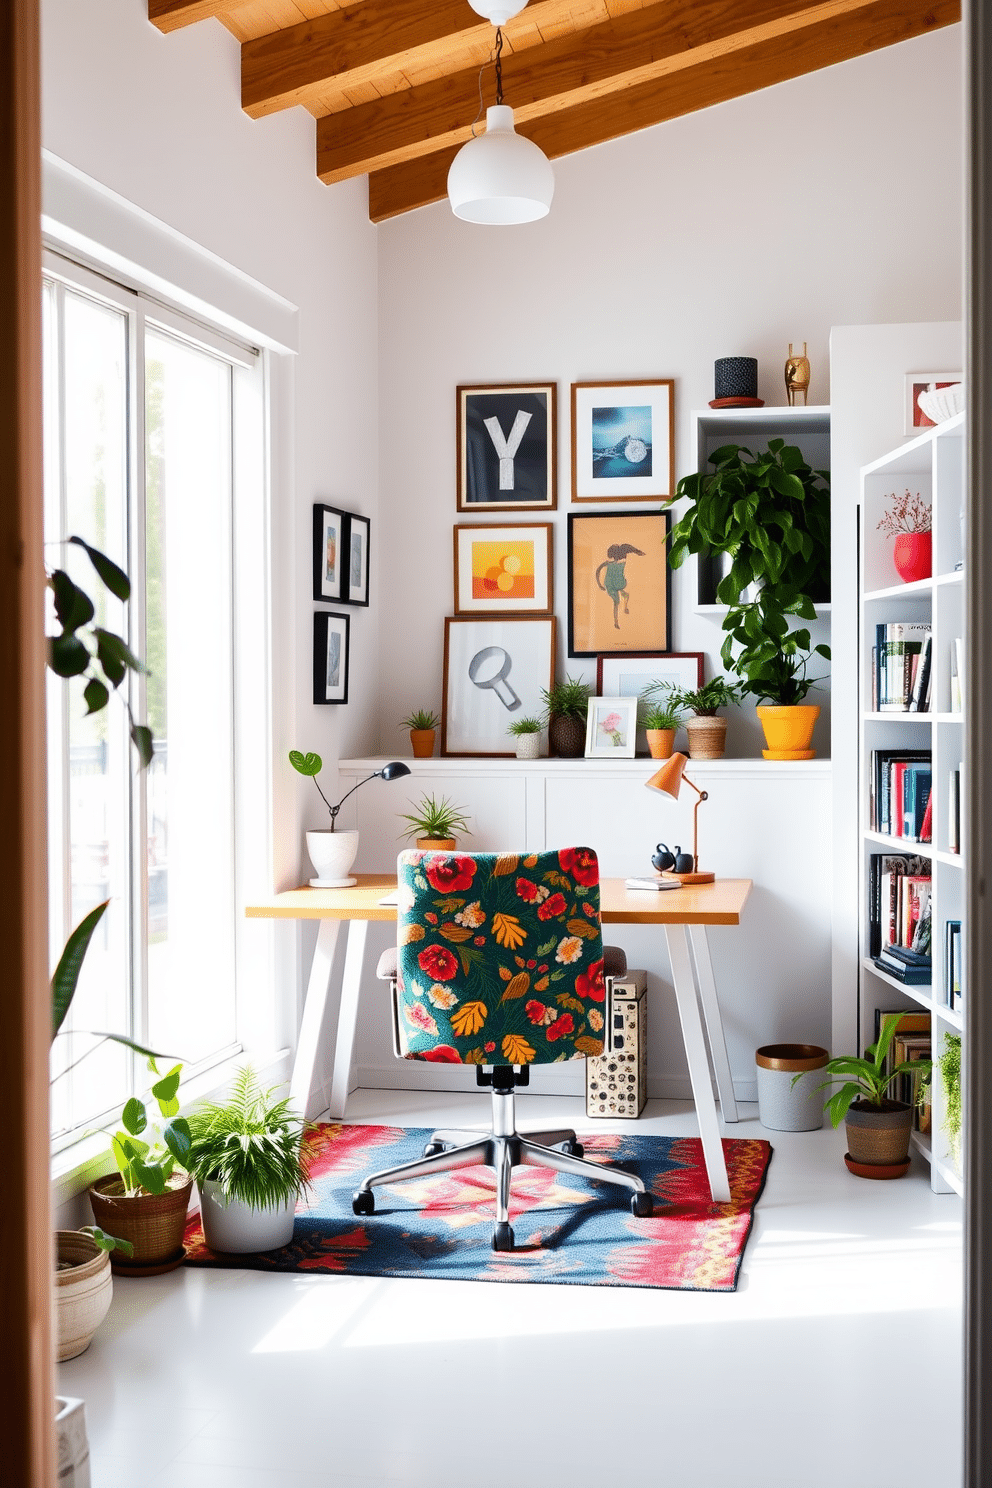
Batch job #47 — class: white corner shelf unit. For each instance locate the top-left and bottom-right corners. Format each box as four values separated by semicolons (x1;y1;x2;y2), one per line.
691;404;831;607
858;410;965;1195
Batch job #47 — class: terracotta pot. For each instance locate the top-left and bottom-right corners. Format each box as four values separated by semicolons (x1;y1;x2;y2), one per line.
416;837;456;851
844;1099;913;1169
548;714;586;758
756;704;820;760
892;531;932;584
684;715;727;759
56;1231;113;1361
409;728;435;758
646;728;676;760
89;1173;193;1273
514;732;541;759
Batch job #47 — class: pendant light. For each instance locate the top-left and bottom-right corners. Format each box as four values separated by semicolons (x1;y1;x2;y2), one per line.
448;8;554;225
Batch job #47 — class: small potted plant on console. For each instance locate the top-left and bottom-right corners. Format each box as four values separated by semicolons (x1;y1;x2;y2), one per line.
669;676;741;759
399;793;472;850
400;708;440;758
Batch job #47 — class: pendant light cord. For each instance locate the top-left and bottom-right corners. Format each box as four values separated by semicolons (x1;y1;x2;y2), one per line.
470;26;503;137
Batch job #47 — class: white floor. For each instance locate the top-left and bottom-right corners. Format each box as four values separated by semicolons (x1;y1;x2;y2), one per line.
60;1090;964;1488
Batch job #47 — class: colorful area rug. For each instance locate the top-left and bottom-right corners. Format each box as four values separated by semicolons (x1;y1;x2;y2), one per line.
183;1123;772;1292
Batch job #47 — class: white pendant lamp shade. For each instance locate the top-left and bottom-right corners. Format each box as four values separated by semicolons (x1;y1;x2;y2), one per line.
468;1;527;22
447;105;554;224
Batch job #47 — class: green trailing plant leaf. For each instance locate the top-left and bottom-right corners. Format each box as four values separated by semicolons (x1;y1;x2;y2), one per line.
163;1117;192;1167
94;627;143;686
51;901;109;1040
49;633;90;678
83;678;110;715
68;535;131;601
78;1225;134;1258
151;1064;182;1106
50;570;95;633
122;1098;147;1137
130;724;154;768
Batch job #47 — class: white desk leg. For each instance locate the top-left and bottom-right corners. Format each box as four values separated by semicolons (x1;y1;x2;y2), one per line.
290;919;341;1121
328;920;369;1121
665;925;732;1202
689;926;739;1124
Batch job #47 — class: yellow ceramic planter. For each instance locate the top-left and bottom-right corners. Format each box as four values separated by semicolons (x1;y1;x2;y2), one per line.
756;704;820;760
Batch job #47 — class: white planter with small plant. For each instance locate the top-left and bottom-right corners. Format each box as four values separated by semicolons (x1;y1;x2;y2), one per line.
289;750;411;885
187;1066;311;1253
507;715;543;759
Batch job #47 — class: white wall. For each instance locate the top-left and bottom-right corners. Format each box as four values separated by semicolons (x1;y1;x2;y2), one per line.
40;0;381;892
376;26;964;758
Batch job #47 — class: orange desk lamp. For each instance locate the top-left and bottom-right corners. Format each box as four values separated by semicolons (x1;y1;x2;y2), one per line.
645;753;715;885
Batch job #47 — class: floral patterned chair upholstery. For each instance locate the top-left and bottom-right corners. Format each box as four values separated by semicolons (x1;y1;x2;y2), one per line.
352;847;653;1251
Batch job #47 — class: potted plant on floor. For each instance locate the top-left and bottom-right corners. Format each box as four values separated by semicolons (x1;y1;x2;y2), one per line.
88;1059;194;1272
187;1065;312;1253
668;676;741;759
55;1227;132;1362
399;793;472;850
639;685;683;760
507;716;543;759
808;1015;932;1178
541;675;592;758
400;708;440;758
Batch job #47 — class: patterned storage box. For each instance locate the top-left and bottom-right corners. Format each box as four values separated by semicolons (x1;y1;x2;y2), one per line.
585;970;647;1118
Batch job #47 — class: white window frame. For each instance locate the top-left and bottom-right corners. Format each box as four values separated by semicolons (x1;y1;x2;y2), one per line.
45;244;281;1179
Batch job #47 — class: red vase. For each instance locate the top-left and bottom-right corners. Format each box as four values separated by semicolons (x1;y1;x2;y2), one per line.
892;531;931;584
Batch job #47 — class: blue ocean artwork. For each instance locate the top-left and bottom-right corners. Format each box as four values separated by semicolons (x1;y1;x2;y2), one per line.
592;405;652;479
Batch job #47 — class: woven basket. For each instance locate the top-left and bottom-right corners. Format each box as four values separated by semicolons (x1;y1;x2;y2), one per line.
845;1100;913;1165
549;714;585;758
88;1173;193;1272
685;716;728;759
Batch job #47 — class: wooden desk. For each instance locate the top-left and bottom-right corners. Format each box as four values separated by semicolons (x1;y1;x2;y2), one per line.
246;874;752;1202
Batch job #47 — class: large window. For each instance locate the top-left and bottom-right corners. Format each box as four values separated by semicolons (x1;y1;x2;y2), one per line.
45;255;262;1148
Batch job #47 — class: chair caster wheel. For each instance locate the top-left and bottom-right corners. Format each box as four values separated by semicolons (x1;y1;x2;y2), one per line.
492;1222;515;1252
561;1139;584;1158
352;1189;375;1216
631;1191;653;1218
423;1141;445;1157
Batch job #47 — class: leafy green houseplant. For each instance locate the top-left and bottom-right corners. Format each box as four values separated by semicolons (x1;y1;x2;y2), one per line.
400;793;471;848
88;1060;194;1272
639;686;683;760
667;439;831;749
808;1015;932;1175
541;674;592;758
401;708;440;758
187;1066;311;1253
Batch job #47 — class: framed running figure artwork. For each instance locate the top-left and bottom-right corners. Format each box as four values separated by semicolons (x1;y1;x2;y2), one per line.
567;511;672;657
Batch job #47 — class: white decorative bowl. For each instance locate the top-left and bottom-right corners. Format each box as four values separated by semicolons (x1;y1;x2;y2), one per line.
305;829;359;887
917;382;964;424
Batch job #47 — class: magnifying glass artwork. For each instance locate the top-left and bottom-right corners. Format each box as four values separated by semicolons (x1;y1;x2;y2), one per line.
468;646;521;711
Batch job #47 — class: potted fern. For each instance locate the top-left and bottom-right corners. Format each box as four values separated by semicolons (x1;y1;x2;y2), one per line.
541;675;592;758
187;1066;311;1253
668;676;742;759
639;685;683;760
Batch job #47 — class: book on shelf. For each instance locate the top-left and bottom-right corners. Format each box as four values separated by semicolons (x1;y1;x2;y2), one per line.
908;634;932;712
874;622;931;713
950;637;964;713
893;1031;932;1130
918;789;933;844
948;763;963;854
945;919;963;1010
868;749;931;838
868;853;931;959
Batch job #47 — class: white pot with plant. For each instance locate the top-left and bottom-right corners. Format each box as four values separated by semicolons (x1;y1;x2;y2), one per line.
399;793;471;850
289;750;411;886
187;1066;312;1253
507;716;543;759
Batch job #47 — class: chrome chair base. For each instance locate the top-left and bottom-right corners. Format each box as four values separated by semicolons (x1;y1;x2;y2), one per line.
352;1084;653;1251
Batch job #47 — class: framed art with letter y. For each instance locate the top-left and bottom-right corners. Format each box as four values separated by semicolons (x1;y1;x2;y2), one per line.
457;382;557;511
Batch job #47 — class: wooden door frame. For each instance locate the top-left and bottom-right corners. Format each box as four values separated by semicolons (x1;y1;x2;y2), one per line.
0;1;54;1483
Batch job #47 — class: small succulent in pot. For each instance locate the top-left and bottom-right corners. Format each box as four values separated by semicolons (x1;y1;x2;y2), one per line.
400;708;440;732
399;793;472;848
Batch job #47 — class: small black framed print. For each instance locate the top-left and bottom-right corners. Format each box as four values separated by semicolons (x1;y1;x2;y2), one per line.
313;504;346;603
313;611;350;704
345;513;370;606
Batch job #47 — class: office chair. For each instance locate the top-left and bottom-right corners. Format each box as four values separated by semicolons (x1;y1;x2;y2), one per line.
352;846;653;1251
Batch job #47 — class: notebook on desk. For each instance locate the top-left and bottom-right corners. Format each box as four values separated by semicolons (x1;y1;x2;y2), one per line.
377;890;400;906
625;877;681;892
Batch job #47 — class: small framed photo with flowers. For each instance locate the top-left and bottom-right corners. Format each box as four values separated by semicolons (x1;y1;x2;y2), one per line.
584;696;637;759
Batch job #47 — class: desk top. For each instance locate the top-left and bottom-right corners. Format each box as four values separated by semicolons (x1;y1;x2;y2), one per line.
245;875;752;926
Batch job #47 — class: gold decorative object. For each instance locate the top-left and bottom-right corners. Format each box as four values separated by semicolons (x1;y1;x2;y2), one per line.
784;342;811;405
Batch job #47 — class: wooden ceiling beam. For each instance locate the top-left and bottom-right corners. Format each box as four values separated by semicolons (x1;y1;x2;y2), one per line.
318;0;876;186
148;0;233;32
367;0;960;222
241;0;561;121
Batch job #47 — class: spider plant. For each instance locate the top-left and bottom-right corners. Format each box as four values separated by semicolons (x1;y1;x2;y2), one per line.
399;793;472;842
186;1066;311;1211
400;708;440;731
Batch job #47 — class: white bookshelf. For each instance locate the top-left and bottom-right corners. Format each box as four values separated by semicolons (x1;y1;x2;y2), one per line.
858;410;965;1195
